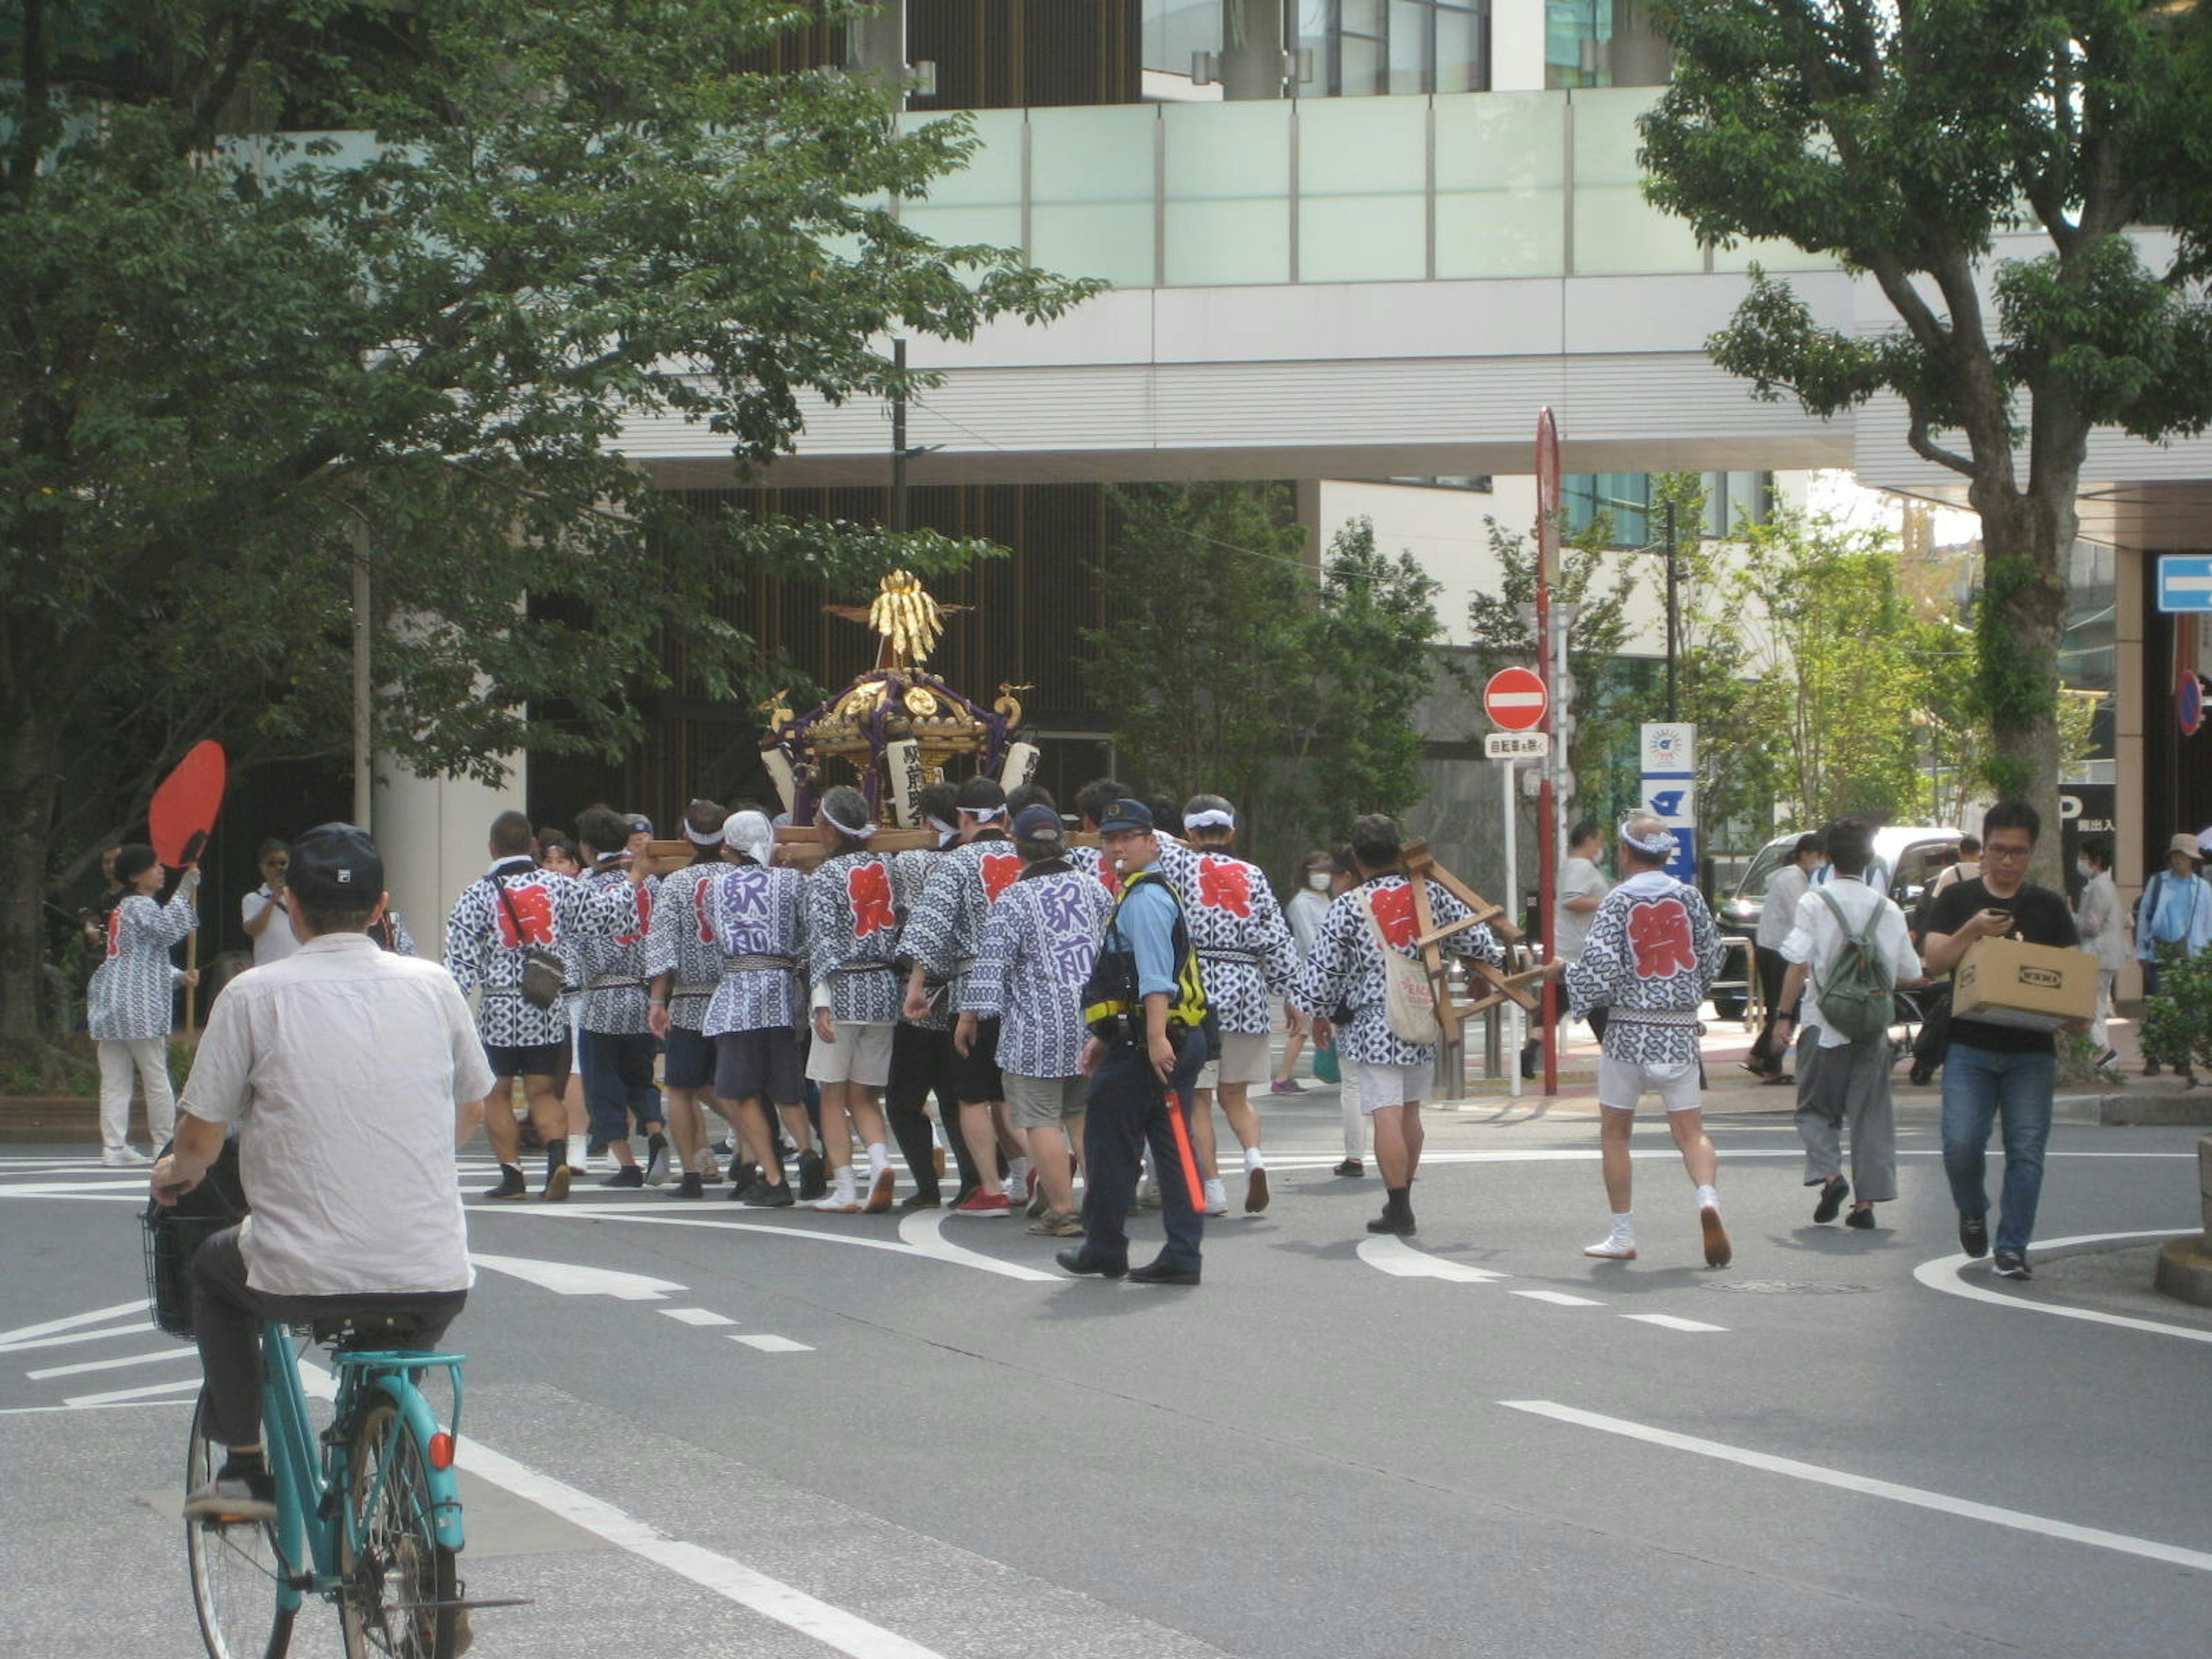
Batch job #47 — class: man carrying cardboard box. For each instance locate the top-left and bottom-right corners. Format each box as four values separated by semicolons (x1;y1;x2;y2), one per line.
1921;801;2080;1281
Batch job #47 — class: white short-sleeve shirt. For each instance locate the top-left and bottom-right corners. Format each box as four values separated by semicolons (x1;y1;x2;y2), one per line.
241;887;302;966
1779;877;1922;1048
180;932;489;1297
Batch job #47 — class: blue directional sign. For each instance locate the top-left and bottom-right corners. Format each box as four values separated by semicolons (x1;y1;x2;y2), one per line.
2157;556;2212;613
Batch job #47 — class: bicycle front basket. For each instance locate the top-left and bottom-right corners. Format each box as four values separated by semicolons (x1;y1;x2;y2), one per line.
139;1139;247;1340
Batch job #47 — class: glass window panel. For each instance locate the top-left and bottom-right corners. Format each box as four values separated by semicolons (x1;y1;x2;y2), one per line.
1341;34;1382;95
1032;204;1156;288
1569;86;1657;188
1389;1;1431;95
1031;105;1156;203
1164;198;1291;284
1163;100;1290;198
1302;195;1426;281
900;108;1024;207
1708;234;1839;274
1435;7;1484;93
1435;91;1565;191
1144;0;1225;76
1342;0;1383;33
1434;190;1565;276
1298;95;1426;196
897;204;1024;255
1571;186;1702;273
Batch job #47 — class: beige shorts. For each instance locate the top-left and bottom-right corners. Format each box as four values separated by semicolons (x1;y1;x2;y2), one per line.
805;1020;893;1088
1198;1031;1271;1092
1003;1073;1087;1130
1354;1060;1429;1113
1597;1054;1703;1114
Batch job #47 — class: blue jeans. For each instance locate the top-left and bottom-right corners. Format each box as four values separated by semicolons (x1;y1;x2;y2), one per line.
1938;1043;2055;1256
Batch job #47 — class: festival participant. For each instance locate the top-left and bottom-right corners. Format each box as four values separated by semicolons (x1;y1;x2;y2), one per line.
701;810;812;1206
1059;799;1209;1286
804;785;902;1213
571;806;668;1187
239;839;301;968
1297;815;1500;1239
536;831;592;1169
902;777;1030;1215
885;781;971;1208
646;798;734;1198
1157;794;1301;1215
87;846;200;1166
1063;777;1131;900
444;810;642;1200
1272;850;1337;1096
1559;815;1732;1267
960;804;1115;1236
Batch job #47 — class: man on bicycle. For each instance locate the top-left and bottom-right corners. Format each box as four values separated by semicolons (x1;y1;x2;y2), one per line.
154;823;490;1521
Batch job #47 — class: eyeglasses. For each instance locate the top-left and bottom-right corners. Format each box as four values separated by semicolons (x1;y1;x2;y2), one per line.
1982;842;2033;861
262;859;289;870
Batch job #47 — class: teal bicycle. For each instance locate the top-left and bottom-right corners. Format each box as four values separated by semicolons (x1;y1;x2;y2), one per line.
147;1195;490;1657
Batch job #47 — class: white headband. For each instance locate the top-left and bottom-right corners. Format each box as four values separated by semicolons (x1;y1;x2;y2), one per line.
927;816;957;838
722;810;774;866
685;824;725;847
1184;808;1234;831
821;801;877;839
1621;822;1679;858
960;805;1007;821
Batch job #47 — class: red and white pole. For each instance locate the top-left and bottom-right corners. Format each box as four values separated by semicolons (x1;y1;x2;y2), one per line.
1535;408;1562;1096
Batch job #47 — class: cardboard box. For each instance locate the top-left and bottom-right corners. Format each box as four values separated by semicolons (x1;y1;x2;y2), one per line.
1952;936;2098;1033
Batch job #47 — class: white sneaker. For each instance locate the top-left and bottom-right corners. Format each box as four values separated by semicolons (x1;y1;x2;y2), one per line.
1202;1178;1229;1217
1582;1234;1637;1260
103;1146;150;1168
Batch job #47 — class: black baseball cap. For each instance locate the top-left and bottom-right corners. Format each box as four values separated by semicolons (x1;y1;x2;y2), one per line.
288;823;384;907
1096;798;1154;835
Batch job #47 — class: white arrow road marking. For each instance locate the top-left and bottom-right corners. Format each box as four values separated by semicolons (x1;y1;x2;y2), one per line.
730;1335;814;1354
467;1253;687;1301
0;1321;156;1355
659;1308;736;1327
896;1211;1059;1283
28;1346;194;1380
1619;1313;1726;1333
1913;1228;2212;1346
65;1377;202;1408
1511;1290;1604;1307
0;1300;146;1346
1501;1399;2212;1574
1355;1236;1509;1282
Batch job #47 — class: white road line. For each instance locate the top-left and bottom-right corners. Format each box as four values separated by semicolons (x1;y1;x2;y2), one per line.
0;1321;157;1355
1913;1228;2212;1346
1619;1313;1727;1333
0;1397;196;1417
895;1211;1061;1282
0;1299;146;1346
1501;1399;2212;1574
660;1308;736;1327
730;1335;815;1354
1354;1236;1510;1282
26;1346;195;1380
448;1434;940;1657
481;1205;1058;1282
63;1377;202;1408
468;1252;685;1301
1511;1290;1605;1307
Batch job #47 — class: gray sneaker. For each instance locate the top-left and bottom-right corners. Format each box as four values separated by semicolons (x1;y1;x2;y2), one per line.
183;1471;276;1525
643;1134;671;1186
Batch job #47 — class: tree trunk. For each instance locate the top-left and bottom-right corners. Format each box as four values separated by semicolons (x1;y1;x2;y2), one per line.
1972;480;2075;891
0;695;62;1060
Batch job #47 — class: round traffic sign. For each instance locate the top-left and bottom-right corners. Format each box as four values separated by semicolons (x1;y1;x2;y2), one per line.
1483;666;1548;732
2182;668;2203;737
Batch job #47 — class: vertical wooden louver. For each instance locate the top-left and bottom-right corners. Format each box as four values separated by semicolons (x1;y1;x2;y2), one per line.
908;0;1142;111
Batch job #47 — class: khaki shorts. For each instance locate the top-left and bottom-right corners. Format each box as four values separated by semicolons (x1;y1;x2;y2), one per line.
1003;1073;1087;1130
1353;1060;1429;1113
1597;1055;1703;1114
804;1020;893;1088
1198;1030;1271;1091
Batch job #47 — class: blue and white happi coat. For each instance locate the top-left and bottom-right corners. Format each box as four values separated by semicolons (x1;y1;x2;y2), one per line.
643;859;732;1031
1155;841;1301;1035
699;862;807;1037
1293;874;1500;1068
1564;870;1723;1068
961;865;1117;1080
444;857;641;1048
1063;843;1123;901
891;845;956;1031
806;850;904;1024
569;862;657;1036
86;877;200;1042
899;834;1024;1010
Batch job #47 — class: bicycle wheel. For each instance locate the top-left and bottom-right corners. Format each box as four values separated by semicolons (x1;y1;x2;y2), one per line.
339;1399;459;1659
185;1391;296;1659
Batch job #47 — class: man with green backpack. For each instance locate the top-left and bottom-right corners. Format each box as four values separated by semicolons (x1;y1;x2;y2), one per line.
1774;819;1927;1231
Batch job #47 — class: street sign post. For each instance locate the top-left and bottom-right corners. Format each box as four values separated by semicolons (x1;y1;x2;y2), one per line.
1484;731;1551;759
2156;556;2212;613
1483;666;1548;731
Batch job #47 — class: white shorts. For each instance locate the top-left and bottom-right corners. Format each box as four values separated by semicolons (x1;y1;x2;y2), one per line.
1597;1054;1703;1114
1354;1060;1428;1114
805;1020;893;1088
1198;1031;1271;1091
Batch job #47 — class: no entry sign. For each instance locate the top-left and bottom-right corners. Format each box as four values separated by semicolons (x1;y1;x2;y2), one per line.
1483;667;1548;732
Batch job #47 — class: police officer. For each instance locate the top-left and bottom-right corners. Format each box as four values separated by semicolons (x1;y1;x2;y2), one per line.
1059;799;1209;1286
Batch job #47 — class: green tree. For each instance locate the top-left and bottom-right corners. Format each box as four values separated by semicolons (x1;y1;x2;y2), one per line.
1639;0;2212;880
0;0;1101;1058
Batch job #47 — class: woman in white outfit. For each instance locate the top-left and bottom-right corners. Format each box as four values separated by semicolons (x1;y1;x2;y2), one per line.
85;844;200;1165
2072;838;2128;1067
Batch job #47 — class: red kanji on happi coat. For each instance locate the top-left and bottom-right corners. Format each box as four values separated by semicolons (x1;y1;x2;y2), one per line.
849;862;896;937
1626;896;1697;979
980;851;1021;902
495;885;556;948
1369;884;1417;947
1197;856;1252;917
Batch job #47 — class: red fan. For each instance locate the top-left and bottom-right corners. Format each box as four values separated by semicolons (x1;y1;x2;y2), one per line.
149;741;227;869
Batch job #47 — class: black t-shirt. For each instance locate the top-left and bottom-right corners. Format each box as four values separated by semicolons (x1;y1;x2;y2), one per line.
1927;877;2080;1055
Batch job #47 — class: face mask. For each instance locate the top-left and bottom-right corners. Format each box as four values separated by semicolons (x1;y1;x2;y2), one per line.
2075;859;2092;879
1308;872;1331;891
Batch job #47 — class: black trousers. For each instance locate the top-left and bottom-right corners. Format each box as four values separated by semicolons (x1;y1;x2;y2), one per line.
189;1226;465;1448
885;1022;974;1199
1081;1031;1206;1271
1748;944;1792;1070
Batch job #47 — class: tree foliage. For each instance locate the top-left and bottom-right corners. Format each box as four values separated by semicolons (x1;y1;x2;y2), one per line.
1638;0;2212;879
0;0;1104;1052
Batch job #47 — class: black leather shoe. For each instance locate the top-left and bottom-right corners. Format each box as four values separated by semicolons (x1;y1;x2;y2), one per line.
1365;1211;1416;1236
1055;1248;1127;1279
1128;1257;1201;1286
1812;1175;1849;1224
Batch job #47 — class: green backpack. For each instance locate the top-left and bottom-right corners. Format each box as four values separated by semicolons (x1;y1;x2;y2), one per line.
1814;887;1896;1044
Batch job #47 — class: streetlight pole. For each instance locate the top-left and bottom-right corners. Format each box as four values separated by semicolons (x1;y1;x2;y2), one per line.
1664;497;1679;722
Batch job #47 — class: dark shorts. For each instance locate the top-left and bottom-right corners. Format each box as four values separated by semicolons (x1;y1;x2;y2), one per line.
483;1037;570;1081
662;1024;715;1092
715;1028;802;1107
953;1017;1004;1105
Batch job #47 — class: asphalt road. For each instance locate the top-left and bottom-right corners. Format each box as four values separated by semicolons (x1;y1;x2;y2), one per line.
4;1088;2207;1659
